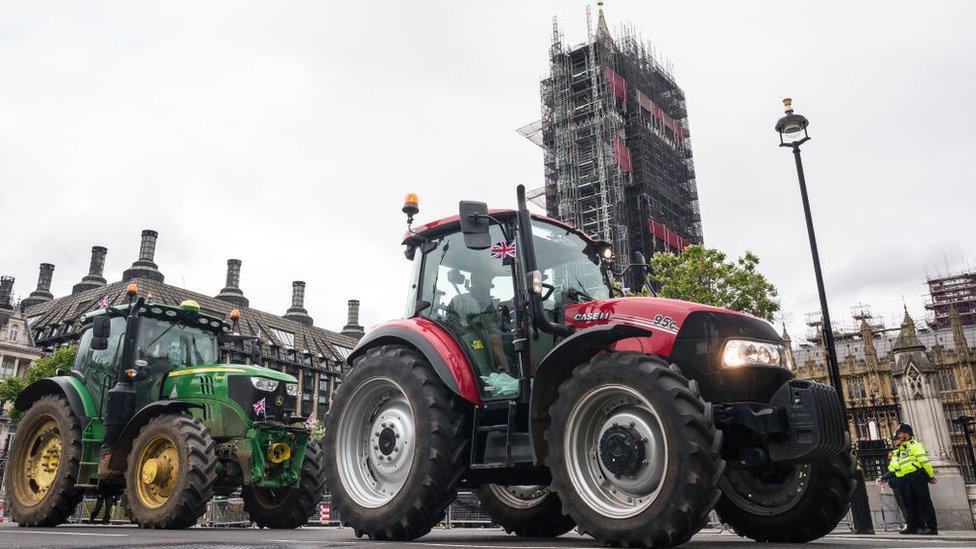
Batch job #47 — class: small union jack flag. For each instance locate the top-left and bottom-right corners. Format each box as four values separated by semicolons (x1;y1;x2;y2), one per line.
98;295;109;308
253;398;267;417
305;414;316;428
489;240;517;260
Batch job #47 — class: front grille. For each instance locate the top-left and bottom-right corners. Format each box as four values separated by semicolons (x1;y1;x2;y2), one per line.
228;376;291;421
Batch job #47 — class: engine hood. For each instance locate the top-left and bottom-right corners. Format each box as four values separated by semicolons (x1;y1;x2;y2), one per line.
563;297;787;401
563;297;755;355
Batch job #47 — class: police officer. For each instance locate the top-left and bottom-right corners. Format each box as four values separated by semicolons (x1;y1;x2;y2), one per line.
879;434;909;531
891;424;938;535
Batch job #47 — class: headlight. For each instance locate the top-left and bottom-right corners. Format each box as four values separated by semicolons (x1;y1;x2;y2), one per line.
285;382;299;396
721;339;788;368
250;377;279;392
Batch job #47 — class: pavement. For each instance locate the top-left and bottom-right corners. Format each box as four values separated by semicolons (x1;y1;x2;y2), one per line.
1;524;975;549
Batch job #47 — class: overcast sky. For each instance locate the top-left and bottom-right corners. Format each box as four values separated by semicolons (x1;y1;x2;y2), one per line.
1;1;973;342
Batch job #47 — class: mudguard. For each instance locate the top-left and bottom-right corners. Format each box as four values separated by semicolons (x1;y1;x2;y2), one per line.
529;323;652;464
14;376;95;423
107;400;202;473
348;318;481;404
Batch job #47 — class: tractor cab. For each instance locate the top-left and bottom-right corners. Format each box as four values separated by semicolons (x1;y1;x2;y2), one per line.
74;298;228;413
404;208;612;400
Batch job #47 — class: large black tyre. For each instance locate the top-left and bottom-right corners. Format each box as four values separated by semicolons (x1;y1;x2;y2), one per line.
123;414;217;529
3;394;84;527
323;345;469;540
714;448;856;543
476;484;575;537
242;440;327;528
546;352;724;547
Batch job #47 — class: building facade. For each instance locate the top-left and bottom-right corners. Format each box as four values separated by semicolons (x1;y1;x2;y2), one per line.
790;306;976;480
0;277;44;462
13;229;364;423
533;5;701;280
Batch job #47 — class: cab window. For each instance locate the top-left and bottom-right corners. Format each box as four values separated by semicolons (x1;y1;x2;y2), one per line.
418;226;518;397
138;318;218;372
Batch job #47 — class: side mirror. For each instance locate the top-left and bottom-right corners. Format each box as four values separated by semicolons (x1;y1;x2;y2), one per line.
91;315;111;350
459;200;491;250
93;315;111;338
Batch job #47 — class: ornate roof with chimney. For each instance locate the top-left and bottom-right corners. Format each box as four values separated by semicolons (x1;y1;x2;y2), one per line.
72;246;108;294
20;229;360;363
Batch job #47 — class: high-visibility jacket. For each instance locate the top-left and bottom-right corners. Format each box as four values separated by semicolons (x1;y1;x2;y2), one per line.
892;439;934;478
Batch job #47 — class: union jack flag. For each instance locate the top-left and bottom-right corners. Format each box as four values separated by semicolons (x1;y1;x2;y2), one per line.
98;295;109;308
489;240;516;260
253;398;266;417
305;414;317;428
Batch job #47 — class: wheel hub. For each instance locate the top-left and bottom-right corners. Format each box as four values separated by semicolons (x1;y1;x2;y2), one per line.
599;425;646;477
136;436;180;509
565;385;669;519
14;417;62;506
378;427;397;456
336;377;416;508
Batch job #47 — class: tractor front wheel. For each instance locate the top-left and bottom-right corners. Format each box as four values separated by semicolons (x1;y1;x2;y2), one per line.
323;345;469;540
242;440;327;528
123;414;216;529
714;449;856;542
476;484;575;537
3;395;84;526
546;352;724;547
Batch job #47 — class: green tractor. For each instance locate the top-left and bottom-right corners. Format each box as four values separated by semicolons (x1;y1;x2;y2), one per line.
3;284;325;528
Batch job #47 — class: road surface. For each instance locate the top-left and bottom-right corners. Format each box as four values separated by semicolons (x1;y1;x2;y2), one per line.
0;524;973;548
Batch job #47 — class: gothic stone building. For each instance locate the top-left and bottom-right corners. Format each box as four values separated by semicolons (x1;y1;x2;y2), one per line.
13;229;365;423
0;277;43;460
790;306;976;479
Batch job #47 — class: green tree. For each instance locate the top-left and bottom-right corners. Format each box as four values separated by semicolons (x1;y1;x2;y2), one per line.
0;346;77;422
648;245;780;321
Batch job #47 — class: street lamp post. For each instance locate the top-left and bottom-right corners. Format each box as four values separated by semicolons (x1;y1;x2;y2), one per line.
776;98;874;534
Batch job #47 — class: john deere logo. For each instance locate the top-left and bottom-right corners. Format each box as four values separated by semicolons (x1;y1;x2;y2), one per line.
275;395;285;407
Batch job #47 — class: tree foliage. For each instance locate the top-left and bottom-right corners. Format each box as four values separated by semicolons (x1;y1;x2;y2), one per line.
0;346;77;422
649;245;780;321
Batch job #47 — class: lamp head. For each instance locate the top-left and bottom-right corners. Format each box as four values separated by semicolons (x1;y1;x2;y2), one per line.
775;97;810;146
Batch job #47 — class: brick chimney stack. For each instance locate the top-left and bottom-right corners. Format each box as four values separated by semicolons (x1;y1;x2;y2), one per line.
122;229;164;282
0;276;14;310
72;245;108;294
341;299;365;340
215;258;249;308
283;281;313;326
21;263;55;310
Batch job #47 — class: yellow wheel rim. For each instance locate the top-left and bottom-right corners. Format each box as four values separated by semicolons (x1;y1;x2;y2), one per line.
135;435;180;509
12;416;62;506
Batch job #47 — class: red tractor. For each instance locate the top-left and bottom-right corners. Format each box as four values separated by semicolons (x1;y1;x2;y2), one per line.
323;186;855;546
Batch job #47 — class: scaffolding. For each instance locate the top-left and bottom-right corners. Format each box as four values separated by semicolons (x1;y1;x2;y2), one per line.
925;270;976;329
538;6;702;283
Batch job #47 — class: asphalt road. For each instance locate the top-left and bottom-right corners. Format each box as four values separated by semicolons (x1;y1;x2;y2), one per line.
0;525;972;549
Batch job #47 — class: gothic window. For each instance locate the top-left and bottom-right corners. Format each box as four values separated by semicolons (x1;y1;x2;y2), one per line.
906;361;924;399
936;370;958;392
847;377;867;400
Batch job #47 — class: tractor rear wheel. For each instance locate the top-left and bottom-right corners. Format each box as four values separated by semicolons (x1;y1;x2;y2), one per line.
714;448;856;542
242;440;327;528
123;414;216;529
3;395;84;527
323;345;469;540
476;484;575;537
546;352;724;547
